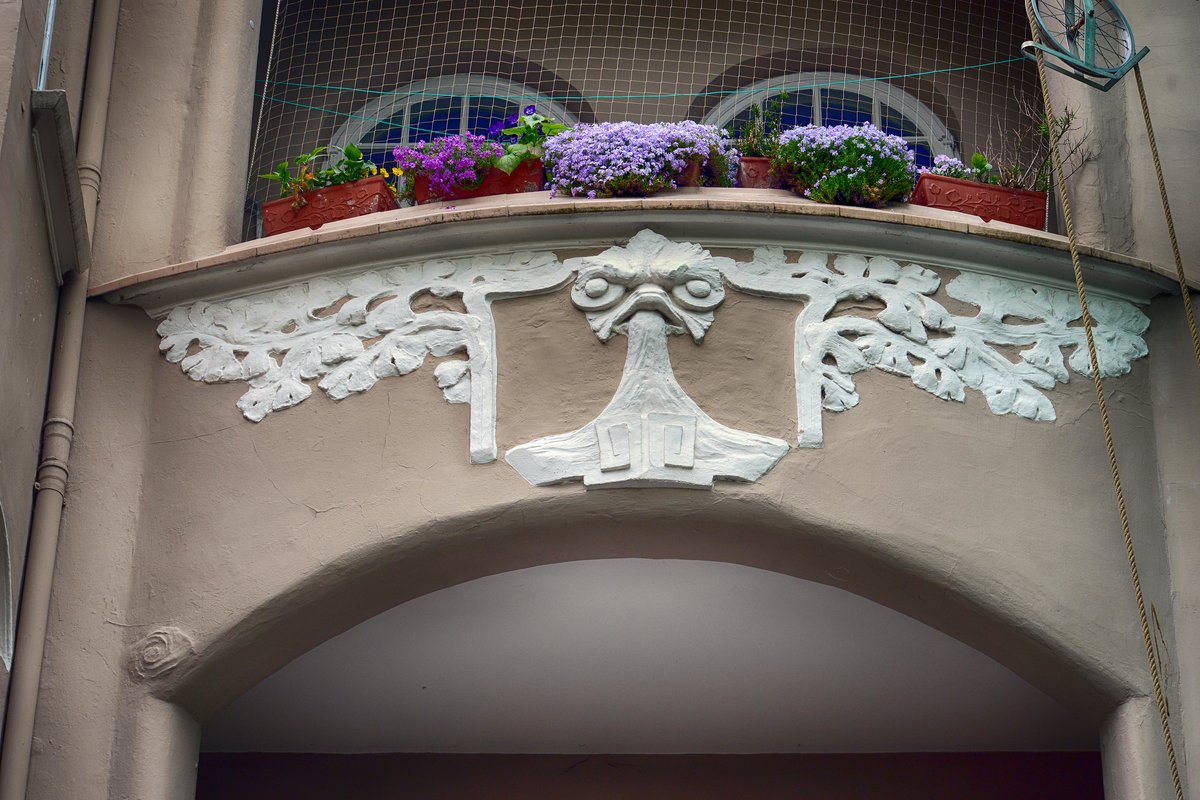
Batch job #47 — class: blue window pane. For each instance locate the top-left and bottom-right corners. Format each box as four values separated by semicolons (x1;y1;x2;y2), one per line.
408;97;461;142
911;142;933;168
728;90;813;136
821;89;872;127
468;96;517;137
362;150;391;169
363;110;408;146
778;89;814;128
881;103;921;138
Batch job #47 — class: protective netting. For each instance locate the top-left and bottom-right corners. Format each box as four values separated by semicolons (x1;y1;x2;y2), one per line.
246;0;1039;234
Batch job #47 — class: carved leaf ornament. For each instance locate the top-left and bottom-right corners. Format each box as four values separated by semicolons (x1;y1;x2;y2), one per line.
158;230;1149;481
721;246;1148;446
158;252;573;463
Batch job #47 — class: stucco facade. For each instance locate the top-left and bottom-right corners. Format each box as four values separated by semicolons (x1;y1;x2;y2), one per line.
0;1;1197;798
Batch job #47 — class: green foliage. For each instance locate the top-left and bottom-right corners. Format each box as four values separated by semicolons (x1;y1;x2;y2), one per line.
772;124;918;207
734;92;788;158
258;143;380;205
495;108;571;174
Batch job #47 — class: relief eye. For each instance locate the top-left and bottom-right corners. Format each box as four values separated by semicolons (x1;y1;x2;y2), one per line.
685;279;712;298
583;278;611;298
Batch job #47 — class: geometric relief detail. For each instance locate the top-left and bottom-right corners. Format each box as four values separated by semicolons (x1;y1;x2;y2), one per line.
721;247;1150;448
156;251;573;463
505;230;790;489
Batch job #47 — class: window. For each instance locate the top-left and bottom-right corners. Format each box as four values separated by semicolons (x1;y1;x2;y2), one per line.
330;75;579;167
703;72;957;168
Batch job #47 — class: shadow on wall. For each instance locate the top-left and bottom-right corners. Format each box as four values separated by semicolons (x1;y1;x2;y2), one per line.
163;494;1136;730
196;752;1105;800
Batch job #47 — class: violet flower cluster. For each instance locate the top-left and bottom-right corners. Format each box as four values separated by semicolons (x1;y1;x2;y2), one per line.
773;123;917;207
920;152;993;184
543;121;739;198
393;133;504;197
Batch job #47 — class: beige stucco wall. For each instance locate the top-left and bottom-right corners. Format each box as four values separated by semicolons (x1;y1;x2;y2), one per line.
5;1;1198;798
86;0;260;282
0;0;78;700
27;252;1193;797
1057;0;1200;282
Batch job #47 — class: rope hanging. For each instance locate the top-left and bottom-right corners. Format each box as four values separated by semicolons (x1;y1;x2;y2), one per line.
1024;3;1185;798
1132;64;1200;368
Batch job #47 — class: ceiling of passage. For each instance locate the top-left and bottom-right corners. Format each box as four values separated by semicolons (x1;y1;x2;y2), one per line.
203;558;1096;754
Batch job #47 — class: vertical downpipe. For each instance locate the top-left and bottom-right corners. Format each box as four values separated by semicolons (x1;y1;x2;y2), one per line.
0;1;120;798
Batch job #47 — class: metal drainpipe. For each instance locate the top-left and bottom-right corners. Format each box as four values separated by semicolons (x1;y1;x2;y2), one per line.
0;1;120;797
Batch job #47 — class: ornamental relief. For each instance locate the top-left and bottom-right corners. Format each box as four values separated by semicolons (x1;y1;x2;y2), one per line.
157;229;1150;488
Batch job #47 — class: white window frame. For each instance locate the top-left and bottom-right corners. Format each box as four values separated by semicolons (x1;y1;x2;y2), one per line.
330;74;579;162
702;71;957;159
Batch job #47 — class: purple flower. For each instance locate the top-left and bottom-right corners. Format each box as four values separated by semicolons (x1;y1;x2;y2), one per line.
543;121;739;198
506;112;519;126
523;105;537;116
393;133;503;198
487;120;504;137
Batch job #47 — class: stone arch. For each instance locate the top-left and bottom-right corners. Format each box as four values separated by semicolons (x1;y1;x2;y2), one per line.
160;492;1135;726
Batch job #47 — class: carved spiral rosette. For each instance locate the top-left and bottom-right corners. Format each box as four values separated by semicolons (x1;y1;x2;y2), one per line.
131;627;195;679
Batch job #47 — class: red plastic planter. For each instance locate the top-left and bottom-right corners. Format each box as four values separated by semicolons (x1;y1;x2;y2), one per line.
910;173;1047;230
735;156;778;189
414;159;545;204
261;175;398;237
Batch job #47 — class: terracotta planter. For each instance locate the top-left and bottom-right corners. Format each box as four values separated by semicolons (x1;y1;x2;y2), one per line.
414;158;545;204
736;156;778;189
261;175;398;237
674;159;703;187
910;173;1047;230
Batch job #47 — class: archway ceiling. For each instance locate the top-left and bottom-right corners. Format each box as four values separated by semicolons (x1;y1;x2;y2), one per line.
203;559;1095;754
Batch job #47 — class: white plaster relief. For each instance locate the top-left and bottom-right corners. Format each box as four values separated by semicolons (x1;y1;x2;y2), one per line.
721;248;1150;447
505;230;790;488
157;252;573;463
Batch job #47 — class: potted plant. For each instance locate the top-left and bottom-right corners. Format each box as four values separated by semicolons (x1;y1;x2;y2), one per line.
772;123;917;207
909;106;1091;231
732;93;787;188
542;121;738;199
259;143;399;236
395;106;568;204
393;132;505;204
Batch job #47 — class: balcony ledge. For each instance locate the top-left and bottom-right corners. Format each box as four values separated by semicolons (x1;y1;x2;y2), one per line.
90;188;1181;315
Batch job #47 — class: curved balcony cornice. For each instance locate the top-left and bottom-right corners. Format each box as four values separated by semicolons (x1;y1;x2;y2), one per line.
91;189;1180;315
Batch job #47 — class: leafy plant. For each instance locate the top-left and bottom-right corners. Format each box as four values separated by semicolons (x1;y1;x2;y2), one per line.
489;105;571;174
543;121;738;199
259;143;382;208
734;92;788;158
772;123;917;207
981;100;1092;192
392;133;504;198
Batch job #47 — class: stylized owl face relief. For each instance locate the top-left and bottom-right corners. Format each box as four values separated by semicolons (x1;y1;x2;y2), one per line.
566;230;729;342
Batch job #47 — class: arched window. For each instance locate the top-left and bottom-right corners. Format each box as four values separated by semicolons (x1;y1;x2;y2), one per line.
330;75;580;166
703;72;957;168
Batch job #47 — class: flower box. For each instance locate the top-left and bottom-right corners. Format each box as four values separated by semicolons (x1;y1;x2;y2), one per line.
910;173;1046;230
414;159;545;204
736;156;778;189
544;122;736;198
261;175;397;237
